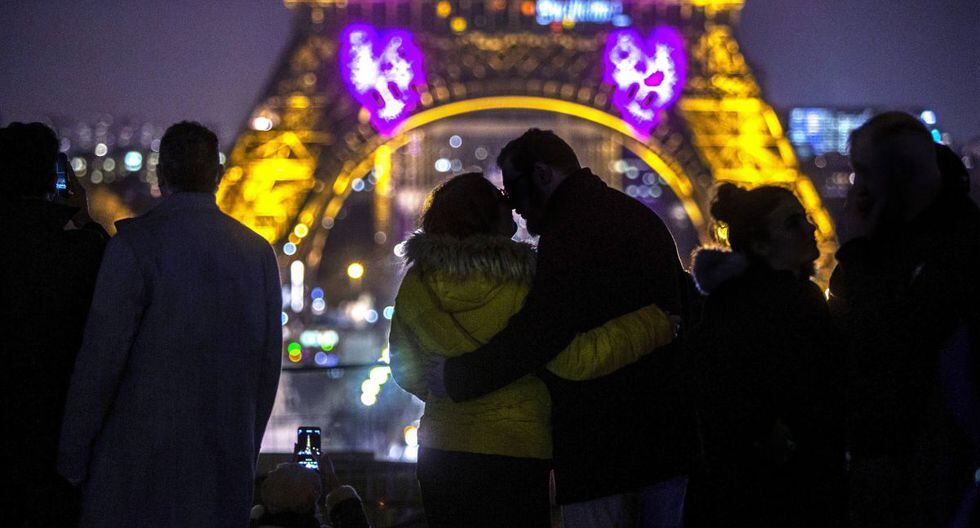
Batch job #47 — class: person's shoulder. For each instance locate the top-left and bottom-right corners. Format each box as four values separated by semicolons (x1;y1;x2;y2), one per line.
394;267;426;303
213;211;276;253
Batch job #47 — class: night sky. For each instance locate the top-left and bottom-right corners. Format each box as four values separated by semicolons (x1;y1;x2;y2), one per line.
1;0;978;146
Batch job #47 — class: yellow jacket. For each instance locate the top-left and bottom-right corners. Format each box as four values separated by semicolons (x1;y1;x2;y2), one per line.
388;234;674;459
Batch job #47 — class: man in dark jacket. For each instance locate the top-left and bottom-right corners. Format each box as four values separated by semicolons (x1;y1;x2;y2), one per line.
428;129;694;526
829;112;980;527
0;122;109;526
58;122;283;528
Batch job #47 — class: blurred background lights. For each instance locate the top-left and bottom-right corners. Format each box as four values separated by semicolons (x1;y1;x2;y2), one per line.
449;135;462;148
94;143;108;157
365;309;379;324
124;151;143;171
290;260;305;312
347;262;365;280
403;425;419;447
369;366;390;385
361;379;381;397
434;158;451;172
436;0;451;17
382;306;395;320
311;297;326;312
251;116;274;131
282;242;297;256
920;110;937;125
311;287;324;299
360;393;377;406
294;223;309;238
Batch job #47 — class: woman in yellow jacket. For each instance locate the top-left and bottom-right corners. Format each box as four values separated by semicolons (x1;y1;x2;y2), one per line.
388;173;675;527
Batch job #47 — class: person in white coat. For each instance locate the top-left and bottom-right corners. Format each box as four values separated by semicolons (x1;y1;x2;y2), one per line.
58;121;283;528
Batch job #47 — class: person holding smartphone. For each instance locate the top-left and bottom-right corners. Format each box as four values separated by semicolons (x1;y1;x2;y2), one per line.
251;448;370;528
0;122;108;527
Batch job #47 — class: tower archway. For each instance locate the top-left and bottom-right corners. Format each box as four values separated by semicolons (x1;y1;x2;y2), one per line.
216;0;838;456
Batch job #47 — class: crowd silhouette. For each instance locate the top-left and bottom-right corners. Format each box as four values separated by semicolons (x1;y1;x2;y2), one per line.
1;112;977;528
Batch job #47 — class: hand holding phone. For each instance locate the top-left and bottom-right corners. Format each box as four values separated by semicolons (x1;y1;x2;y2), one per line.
53;153;92;226
294;426;322;471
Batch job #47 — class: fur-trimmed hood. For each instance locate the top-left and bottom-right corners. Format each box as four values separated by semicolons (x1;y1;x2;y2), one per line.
402;232;536;311
691;248;749;295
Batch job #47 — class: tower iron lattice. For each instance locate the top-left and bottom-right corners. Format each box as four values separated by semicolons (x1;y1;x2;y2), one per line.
218;0;837;281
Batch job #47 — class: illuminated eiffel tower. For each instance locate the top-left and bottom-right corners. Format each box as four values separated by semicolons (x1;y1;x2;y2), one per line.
218;0;837;284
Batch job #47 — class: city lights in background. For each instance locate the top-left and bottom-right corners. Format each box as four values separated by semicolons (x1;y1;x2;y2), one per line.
359;345;394;406
603;26;687;135
251;115;274;131
123;151;143;171
347;262;365;280
340;23;427;136
534;0;624;26
788;107;946;158
290;260;305;312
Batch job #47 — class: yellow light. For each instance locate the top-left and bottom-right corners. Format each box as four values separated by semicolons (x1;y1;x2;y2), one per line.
369;366;391;384
521;1;535;16
403;425;419;447
347;262;365;280
361;379;381;397
562;18;575;29
436;1;451;18
450;17;467;32
288;351;302;363
393;96;705;229
294;223;309;238
714;223;729;245
288;95;310;109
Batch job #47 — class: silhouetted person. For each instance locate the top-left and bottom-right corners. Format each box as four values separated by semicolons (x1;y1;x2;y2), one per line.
388;173;674;527
426;130;695;527
250;451;369;528
0;122;108;527
829;112;980;527
58;122;283;527
686;184;846;527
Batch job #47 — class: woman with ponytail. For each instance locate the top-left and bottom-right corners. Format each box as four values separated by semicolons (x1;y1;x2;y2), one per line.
686;184;846;527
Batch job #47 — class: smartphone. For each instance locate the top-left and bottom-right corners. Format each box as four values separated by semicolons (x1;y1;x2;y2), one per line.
54;153;70;195
294;426;321;470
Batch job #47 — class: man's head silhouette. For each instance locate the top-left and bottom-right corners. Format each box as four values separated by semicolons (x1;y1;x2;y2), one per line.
158;121;221;194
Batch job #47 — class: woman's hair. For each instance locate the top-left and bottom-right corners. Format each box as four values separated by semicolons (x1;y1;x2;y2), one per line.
421;172;506;238
711;183;798;254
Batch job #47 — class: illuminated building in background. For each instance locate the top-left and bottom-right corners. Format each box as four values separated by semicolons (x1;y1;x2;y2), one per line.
787;107;947;159
211;3;837;503
41;117;178;232
787;107;950;227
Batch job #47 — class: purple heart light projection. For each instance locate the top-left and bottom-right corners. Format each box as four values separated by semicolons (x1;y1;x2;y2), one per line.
340;24;427;136
603;26;687;135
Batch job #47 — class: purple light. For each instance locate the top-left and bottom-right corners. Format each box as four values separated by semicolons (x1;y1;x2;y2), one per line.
340;24;427;136
602;26;687;135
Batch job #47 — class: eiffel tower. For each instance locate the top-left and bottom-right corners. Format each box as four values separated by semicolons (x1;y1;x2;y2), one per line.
218;0;837;292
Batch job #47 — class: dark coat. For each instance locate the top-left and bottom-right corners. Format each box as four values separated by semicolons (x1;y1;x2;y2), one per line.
0;198;108;521
829;191;980;527
687;250;846;527
443;169;695;504
58;192;283;528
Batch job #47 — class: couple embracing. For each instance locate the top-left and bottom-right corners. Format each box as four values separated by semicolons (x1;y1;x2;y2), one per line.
388;129;697;527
